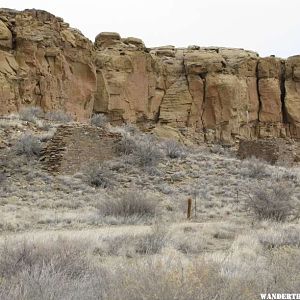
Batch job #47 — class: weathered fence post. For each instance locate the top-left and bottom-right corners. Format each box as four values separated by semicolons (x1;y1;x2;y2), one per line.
187;198;192;219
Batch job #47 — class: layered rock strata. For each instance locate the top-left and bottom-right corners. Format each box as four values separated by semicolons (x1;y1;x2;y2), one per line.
1;9;300;142
0;8;96;120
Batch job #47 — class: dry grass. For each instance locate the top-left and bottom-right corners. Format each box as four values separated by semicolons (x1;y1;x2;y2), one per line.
0;225;300;299
98;189;158;221
1;116;300;298
1;121;300;230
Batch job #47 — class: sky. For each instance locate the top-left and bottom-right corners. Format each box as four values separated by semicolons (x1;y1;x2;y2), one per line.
1;0;299;58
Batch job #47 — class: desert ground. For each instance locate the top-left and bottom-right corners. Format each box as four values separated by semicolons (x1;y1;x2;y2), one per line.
0;108;300;300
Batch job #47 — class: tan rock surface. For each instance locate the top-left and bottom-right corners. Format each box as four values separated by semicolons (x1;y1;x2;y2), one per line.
257;57;283;123
0;20;12;49
0;9;300;142
0;9;96;120
285;56;300;125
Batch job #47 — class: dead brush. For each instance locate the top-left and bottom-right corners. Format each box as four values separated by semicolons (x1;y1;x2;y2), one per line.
15;133;42;157
135;223;168;254
98;189;157;220
245;180;297;222
163;139;187;159
19;106;44;122
85;164;115;188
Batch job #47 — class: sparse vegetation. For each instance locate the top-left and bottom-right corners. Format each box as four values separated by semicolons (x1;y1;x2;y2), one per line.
1;232;300;300
19;106;44;122
117;134;162;167
15;133;42;157
45;110;73;123
164;139;186;159
135;223;168;254
257;225;300;249
133;135;162;167
210;144;225;155
117;133;137;155
246;181;296;221
240;156;269;178
91;113;108;128
1;114;300;298
98;189;157;219
85;164;115;188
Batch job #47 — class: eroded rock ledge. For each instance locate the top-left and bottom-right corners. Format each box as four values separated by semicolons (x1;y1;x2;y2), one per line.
0;8;300;142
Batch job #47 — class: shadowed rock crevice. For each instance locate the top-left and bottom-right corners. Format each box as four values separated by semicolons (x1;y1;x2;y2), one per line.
256;62;262;122
280;61;288;123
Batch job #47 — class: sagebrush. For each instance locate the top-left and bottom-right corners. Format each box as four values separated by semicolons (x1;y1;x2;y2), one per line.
98;189;157;219
246;181;296;221
15;134;42;157
91;113;108;128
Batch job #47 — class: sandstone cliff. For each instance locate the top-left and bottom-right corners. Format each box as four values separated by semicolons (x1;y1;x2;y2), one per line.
0;8;96;120
1;8;300;143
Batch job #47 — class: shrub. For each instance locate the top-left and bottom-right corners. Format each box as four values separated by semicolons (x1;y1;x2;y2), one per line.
91;113;108;128
257;226;300;249
15;133;42;157
98;189;157;219
117;134;162;167
116;133;136;155
95;235;137;257
133;135;162;167
171;230;206;254
108;256;222;300
0;238;109;300
19;106;44;122
245;181;296;221
210;144;225;155
164;139;186;159
34;119;52;131
0;238;88;280
45;110;72;123
240;156;269;179
136;223;168;254
122;123;139;135
86;164;115;188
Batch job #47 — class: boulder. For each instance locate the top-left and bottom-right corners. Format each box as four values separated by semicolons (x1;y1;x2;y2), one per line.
95;32;121;48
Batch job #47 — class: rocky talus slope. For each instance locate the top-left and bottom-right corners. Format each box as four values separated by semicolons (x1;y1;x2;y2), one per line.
0;8;300;142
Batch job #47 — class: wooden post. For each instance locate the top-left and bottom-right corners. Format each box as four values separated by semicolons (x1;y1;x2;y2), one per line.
187;198;192;219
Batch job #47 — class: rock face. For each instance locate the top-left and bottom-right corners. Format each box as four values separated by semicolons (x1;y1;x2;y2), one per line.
1;8;300;142
94;34;300;142
0;9;96;120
